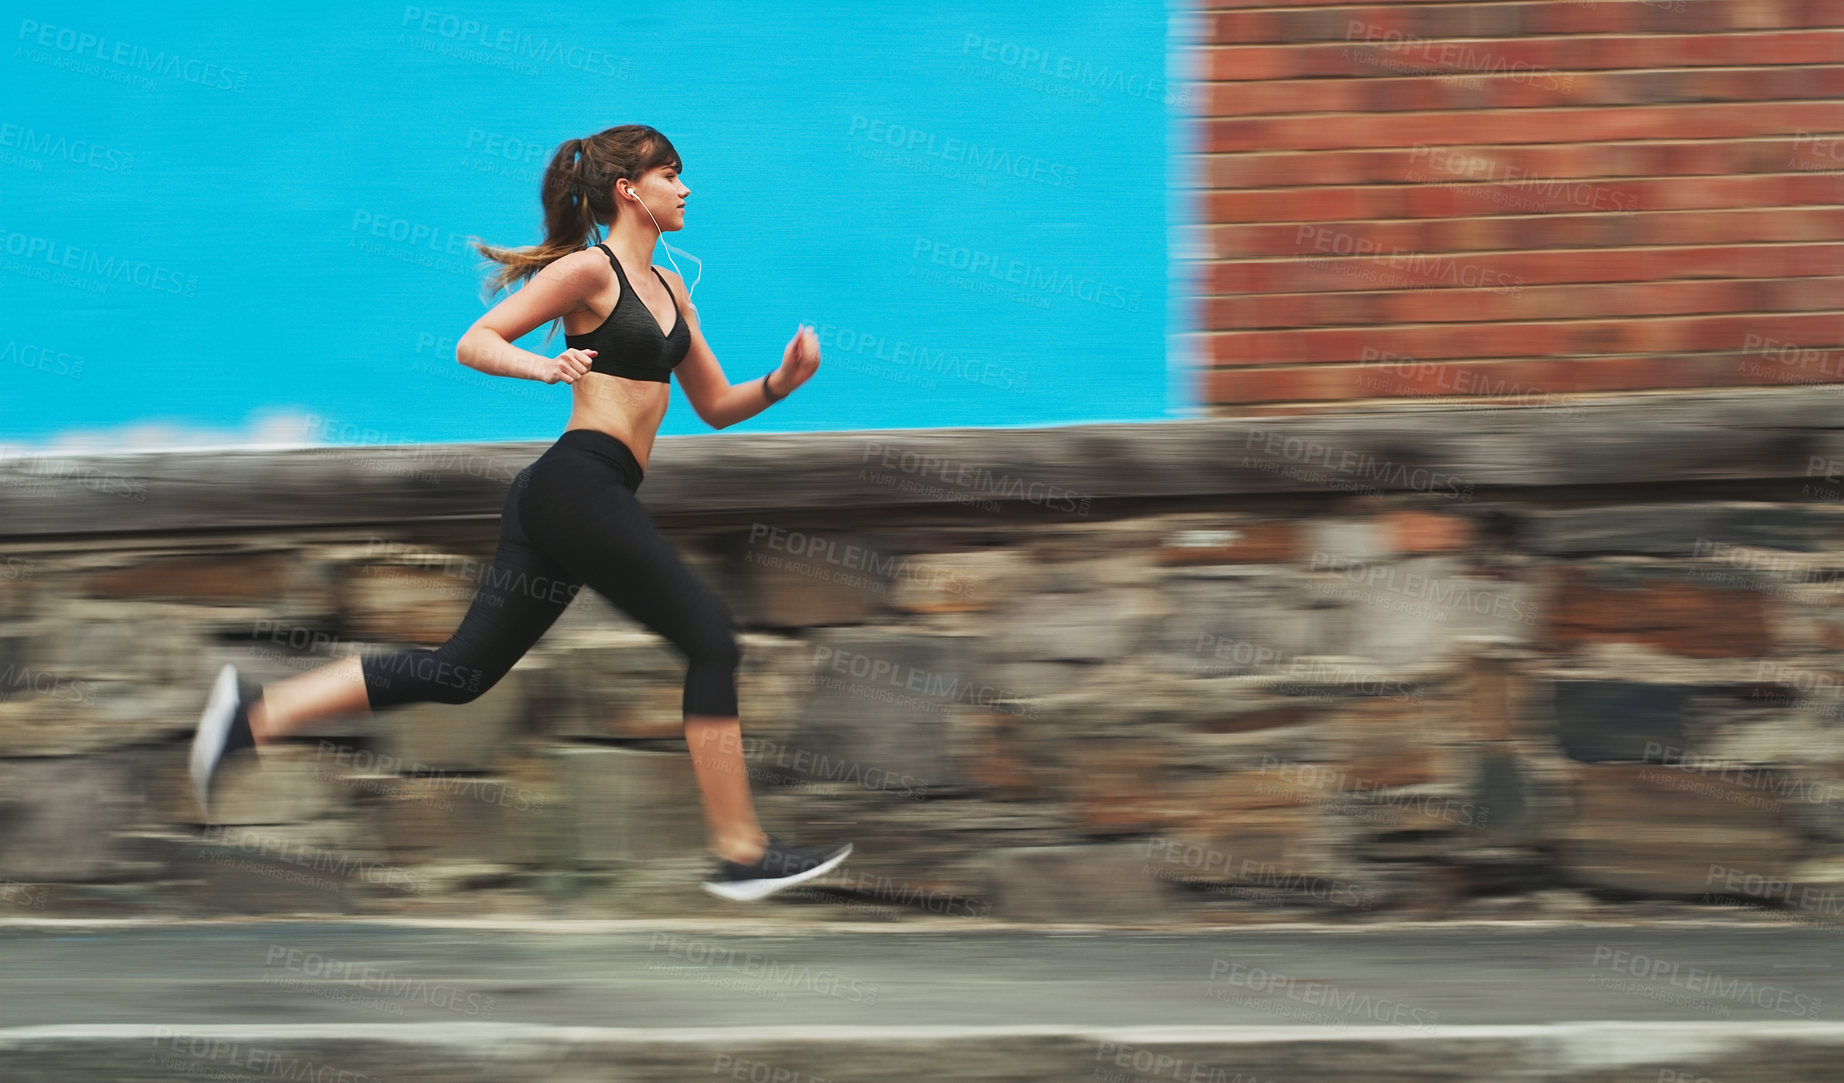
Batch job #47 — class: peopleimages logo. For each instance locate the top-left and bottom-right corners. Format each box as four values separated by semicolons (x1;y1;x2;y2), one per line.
1243;428;1477;501
1309;551;1538;625
262;945;495;1017
1407;145;1639;215
0;226;199;296
1342;21;1574;92
1295;226;1525;295
398;7;629;78
1590;944;1823;1018
1207;959;1440;1031
911;237;1142;312
860;442;1093;514
811;643;1039;718
15;18;251;93
0;121;135;173
648;933;879;1005
959;35;1191;106
847;115;1076;188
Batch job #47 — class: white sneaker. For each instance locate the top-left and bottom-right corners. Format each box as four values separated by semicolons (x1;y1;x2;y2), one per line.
189;663;259;817
701;838;854;902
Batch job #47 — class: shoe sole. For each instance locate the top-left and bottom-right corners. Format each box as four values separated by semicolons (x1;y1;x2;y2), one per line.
701;843;854;902
189;663;240;817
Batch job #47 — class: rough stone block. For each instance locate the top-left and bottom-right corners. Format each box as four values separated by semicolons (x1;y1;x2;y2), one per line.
0;682;179;757
534;636;687;741
1166;797;1396;911
989;843;1174;922
80;550;297;603
951;706;1044;802
0;570;38;619
35;602;208;684
1194;699;1320;735
1155;570;1316;678
1774;854;1844;929
1472;745;1541;845
886;549;1035;613
553;747;705;865
1329;695;1450;788
339;558;485;646
713;527;886;628
1153;521;1303;565
367;773;542;866
168;830;364;916
733;634;819;732
1382;509;1475;554
995;588;1149;663
1551;679;1691;763
378;663;535;772
1447;577;1543;641
1157;765;1368;872
1308;556;1539;667
0;631;29;691
1061;740;1180;836
0;755;141;882
1302;518;1392;565
1141;807;1389;913
148;741;342;826
1812;608;1844;652
789;630;977;793
975;659;1095;700
1526;504;1834;556
1544;564;1772;658
1556;762;1805;896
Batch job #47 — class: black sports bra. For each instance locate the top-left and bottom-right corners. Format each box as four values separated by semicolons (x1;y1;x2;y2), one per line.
565;241;691;383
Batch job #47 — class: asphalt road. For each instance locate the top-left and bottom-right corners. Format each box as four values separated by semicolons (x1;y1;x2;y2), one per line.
2;920;1841;1081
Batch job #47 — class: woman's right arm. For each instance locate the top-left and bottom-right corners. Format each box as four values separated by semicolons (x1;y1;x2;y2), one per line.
457;253;599;384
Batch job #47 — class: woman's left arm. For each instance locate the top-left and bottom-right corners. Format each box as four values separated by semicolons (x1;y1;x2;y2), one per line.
668;272;820;429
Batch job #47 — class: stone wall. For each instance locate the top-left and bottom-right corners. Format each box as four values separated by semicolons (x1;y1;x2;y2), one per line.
3;388;1844;926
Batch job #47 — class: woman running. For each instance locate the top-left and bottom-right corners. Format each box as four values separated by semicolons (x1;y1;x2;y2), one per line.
190;123;852;902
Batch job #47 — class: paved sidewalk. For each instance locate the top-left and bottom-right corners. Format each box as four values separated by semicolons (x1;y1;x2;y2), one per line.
1;920;1839;1080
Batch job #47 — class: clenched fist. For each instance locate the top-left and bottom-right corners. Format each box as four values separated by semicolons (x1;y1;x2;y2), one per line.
775;324;821;393
539;347;596;384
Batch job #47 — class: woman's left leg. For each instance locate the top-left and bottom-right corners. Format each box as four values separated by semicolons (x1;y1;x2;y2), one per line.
516;451;767;864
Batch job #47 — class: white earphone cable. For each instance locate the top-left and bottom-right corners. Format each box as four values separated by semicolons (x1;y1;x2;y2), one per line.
631;188;700;299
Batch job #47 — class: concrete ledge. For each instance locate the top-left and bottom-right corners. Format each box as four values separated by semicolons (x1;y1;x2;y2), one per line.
1;387;1836;537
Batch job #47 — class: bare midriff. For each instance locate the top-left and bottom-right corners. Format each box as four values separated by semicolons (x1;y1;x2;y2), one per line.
557;253;682;475
564;374;668;473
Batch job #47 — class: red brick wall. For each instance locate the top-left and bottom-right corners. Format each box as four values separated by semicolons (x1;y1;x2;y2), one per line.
1189;0;1844;414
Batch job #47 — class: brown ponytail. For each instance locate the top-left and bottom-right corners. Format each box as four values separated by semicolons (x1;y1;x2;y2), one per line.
470;124;682;342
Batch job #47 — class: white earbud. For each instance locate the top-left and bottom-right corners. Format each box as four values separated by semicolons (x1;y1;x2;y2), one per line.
618;183;698;299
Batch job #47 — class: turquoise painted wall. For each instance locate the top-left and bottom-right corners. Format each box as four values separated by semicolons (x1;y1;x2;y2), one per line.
0;3;1184;451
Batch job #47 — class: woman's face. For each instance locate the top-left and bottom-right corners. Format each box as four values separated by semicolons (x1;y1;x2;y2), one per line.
625;164;689;229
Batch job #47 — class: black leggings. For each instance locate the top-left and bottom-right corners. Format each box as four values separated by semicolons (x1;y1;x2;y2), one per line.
358;428;741;718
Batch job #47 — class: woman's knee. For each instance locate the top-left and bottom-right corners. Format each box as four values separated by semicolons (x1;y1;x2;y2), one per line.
689;628;742;673
438;654;514;704
684;638;741;719
431;669;488;704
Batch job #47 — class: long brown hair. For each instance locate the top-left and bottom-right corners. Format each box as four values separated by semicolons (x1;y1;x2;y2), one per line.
472;124;681;342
